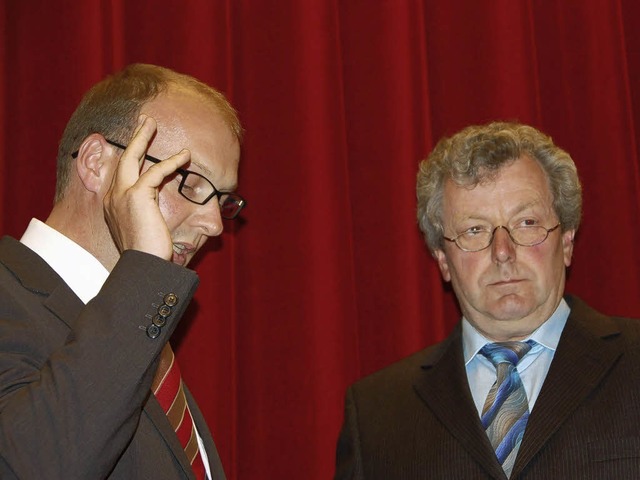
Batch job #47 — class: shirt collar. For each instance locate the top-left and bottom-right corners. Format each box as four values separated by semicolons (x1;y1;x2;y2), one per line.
20;218;109;304
462;298;570;365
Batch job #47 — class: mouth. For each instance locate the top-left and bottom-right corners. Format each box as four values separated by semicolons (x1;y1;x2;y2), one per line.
172;243;196;265
489;278;524;287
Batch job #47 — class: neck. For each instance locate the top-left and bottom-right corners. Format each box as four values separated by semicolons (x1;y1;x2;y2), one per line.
46;192;119;272
466;305;560;342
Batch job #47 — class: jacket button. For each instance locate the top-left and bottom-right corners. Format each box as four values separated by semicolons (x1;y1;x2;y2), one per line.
152;315;167;327
157;304;172;317
147;324;161;339
164;293;178;307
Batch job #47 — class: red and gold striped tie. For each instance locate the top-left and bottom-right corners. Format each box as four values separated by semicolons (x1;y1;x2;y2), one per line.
152;344;207;479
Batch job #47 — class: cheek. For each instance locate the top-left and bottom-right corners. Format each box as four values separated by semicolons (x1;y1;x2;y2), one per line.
522;243;564;282
158;190;186;231
449;253;485;287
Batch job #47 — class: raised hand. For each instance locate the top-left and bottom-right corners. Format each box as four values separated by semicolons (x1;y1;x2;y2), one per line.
103;114;191;261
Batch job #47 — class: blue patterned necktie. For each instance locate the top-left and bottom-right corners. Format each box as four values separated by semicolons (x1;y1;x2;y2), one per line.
480;340;536;478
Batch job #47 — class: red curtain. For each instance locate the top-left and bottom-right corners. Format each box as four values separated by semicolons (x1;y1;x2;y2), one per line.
2;1;639;478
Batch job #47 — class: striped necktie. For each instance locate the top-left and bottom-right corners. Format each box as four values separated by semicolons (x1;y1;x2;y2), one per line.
152;344;207;479
480;340;536;478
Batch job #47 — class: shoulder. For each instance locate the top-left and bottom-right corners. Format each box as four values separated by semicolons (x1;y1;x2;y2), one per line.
566;294;640;343
0;236;62;293
349;336;454;395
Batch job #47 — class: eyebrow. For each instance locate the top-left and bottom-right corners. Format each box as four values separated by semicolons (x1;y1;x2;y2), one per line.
454;201;547;225
106;139;238;192
187;158;238;192
509;201;546;217
189;159;213;178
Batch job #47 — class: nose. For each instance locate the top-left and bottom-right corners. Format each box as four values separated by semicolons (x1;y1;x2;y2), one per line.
193;200;224;237
491;226;516;263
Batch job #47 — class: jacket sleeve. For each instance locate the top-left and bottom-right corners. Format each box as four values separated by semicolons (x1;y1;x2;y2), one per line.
0;250;198;480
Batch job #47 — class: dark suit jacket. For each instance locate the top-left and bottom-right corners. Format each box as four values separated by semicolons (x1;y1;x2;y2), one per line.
335;296;640;479
0;236;226;479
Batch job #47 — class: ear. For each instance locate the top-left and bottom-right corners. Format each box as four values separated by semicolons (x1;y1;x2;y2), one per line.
433;248;452;282
74;134;116;194
562;229;576;267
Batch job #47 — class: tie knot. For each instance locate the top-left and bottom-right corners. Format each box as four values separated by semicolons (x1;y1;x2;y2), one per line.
480;340;536;367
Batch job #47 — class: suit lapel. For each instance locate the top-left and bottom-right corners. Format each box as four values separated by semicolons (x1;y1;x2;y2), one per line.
0;236;83;327
413;326;507;480
184;385;226;479
512;296;623;476
184;386;214;453
0;236;65;294
145;386;224;479
144;394;196;479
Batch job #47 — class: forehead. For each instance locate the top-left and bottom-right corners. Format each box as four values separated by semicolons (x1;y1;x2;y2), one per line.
442;156;553;221
141;88;240;187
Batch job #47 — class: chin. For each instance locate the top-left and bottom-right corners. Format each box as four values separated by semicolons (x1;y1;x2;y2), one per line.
486;296;536;322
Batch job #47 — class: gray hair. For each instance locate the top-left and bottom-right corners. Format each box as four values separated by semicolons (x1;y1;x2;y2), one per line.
416;121;582;252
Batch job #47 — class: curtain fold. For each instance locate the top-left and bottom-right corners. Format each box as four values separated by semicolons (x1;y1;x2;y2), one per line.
2;1;639;478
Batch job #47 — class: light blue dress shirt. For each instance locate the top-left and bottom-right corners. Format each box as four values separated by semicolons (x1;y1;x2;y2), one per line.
463;299;570;416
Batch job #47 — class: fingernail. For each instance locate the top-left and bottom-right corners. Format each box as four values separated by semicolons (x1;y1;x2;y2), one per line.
138;114;147;125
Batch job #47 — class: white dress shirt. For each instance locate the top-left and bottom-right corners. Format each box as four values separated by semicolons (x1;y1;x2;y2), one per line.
20;218;109;303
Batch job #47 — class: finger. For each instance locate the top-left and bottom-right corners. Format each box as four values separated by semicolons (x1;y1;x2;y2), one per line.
137;149;192;191
130;112;148;138
113;115;158;186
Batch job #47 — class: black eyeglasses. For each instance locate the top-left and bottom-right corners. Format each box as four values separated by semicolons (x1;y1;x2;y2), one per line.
73;139;246;219
444;223;561;252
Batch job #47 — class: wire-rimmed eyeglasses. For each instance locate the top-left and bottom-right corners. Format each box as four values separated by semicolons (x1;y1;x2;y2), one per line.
73;139;246;220
443;223;561;252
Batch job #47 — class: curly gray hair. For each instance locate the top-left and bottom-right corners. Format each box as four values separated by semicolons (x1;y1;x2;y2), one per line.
416;121;582;252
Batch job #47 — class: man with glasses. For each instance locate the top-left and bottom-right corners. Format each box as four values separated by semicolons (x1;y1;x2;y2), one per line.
335;122;640;478
0;64;244;479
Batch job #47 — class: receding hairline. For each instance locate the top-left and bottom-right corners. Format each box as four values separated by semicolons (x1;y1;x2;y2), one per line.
159;80;243;142
139;84;242;153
